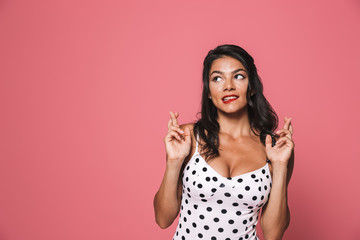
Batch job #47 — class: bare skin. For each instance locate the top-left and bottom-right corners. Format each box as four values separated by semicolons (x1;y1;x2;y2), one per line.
153;56;295;239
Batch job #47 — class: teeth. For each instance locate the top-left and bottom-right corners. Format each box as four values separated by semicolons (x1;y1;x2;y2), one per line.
223;96;238;101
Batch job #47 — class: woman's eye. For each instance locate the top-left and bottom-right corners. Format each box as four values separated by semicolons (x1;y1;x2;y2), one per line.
235;74;245;80
212;76;222;82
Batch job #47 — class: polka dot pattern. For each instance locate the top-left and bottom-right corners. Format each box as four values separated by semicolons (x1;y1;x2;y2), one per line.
172;134;272;240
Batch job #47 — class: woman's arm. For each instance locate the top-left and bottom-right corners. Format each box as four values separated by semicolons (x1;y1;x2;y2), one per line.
153;158;184;229
261;117;295;240
153;114;193;229
260;150;294;240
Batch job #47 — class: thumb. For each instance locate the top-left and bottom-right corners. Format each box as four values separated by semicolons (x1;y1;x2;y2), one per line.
265;134;272;149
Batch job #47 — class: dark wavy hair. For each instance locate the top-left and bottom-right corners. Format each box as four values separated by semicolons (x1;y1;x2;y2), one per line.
193;44;278;161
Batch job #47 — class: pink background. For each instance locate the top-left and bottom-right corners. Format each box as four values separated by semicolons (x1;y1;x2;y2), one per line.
1;0;360;239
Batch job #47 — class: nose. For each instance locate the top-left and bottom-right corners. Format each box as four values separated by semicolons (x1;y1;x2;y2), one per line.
224;77;235;91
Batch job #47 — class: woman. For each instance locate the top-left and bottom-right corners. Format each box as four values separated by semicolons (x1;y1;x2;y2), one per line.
153;44;295;240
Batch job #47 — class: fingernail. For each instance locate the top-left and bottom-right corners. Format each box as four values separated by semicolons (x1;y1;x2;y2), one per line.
180;130;184;134
276;130;281;133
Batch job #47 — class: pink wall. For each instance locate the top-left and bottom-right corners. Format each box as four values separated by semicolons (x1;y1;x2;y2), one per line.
1;0;359;239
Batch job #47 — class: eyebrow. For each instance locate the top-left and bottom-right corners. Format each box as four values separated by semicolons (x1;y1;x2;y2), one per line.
210;68;247;76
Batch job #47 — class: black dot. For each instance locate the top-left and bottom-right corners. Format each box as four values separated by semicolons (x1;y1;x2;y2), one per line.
217;200;223;204
185;199;188;204
225;238;230;240
248;206;253;209
245;234;249;239
192;181;196;186
218;228;224;232
258;186;261;191
249;217;253;221
192;170;196;175
227;177;232;180
233;229;238;233
251;174;256;178
243;220;247;224
206;177;211;181
252;196;257;201
220;183;225;188
232;202;239;206
185;177;189;182
198;233;203;238
187;210;191;215
255;179;259;182
201;199;207;202
186;228;190;234
194;204;198;209
211;237;216;240
224;192;231;197
212;177;218;182
261;195;264;200
204;225;209;230
192;222;197;227
238;194;243;199
200;193;205;198
237;178;243;183
179;223;182;228
181;236;185;240
262;169;266;174
202;167;207;172
211;188;217;193
236;211;242;216
228;219;234;224
245;186;250;191
213;217;219;222
266;175;269;179
264;185;268;190
221;209;227;214
186;166;190;170
195;158;199;163
199;215;204;219
183;217;187;222
198;184;203;188
207;207;212;212
176;231;178;236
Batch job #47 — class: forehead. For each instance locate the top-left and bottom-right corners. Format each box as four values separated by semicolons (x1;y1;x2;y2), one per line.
210;56;245;72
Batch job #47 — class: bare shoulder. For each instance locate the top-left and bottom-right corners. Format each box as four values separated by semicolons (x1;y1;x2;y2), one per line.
179;122;195;132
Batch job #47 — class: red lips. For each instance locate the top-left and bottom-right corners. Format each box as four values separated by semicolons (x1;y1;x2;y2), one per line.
222;95;239;103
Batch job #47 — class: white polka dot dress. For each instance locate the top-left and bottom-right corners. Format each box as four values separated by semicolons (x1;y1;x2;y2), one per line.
172;133;272;240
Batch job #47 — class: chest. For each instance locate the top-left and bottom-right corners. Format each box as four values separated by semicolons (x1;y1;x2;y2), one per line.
199;138;268;179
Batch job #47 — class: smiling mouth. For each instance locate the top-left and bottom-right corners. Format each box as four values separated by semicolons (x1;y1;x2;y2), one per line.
222;96;239;103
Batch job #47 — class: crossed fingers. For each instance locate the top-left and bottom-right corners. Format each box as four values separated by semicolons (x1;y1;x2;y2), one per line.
274;117;294;148
168;111;184;140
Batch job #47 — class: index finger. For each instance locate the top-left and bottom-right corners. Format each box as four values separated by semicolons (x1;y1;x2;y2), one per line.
283;117;292;130
170;111;180;127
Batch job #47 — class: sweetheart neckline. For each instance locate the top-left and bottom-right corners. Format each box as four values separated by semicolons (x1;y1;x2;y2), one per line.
191;149;270;180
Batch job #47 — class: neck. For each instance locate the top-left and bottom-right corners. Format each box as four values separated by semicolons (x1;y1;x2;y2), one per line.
216;107;253;139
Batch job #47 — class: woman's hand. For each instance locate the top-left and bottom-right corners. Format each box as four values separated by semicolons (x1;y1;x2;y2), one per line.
164;111;191;165
265;117;295;166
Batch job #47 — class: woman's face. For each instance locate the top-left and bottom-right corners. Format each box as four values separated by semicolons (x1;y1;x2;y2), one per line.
208;56;250;115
